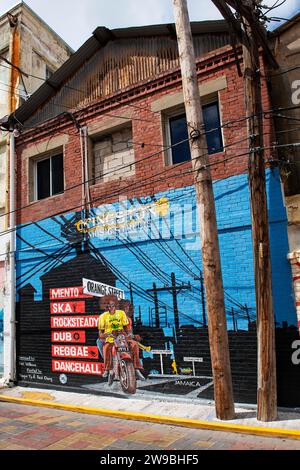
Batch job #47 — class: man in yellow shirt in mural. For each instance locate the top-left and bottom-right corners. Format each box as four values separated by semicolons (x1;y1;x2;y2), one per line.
98;299;144;380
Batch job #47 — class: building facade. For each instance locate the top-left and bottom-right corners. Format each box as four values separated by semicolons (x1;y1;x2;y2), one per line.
0;2;72;380
5;21;298;405
270;13;300;331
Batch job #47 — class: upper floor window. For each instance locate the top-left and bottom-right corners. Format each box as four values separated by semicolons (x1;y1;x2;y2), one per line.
168;101;223;165
35;153;64;201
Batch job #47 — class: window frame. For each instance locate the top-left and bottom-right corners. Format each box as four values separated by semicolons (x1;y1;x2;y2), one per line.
164;94;224;166
33;151;64;202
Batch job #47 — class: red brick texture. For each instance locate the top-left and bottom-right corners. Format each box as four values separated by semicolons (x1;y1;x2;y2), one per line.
15;48;274;226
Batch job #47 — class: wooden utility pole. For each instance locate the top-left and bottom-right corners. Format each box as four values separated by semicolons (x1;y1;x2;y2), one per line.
172;0;235;420
242;11;277;422
211;0;278;421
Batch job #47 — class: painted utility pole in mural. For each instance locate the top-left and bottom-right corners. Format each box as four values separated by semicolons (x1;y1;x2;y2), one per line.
173;0;235;420
146;273;191;334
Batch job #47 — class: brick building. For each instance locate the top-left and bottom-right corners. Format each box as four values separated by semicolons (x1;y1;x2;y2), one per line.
0;2;73;381
3;21;298;405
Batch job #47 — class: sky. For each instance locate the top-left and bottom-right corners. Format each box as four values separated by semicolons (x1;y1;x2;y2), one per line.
0;0;299;50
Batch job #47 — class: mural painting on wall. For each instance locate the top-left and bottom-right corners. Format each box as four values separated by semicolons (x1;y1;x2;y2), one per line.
16;171;298;405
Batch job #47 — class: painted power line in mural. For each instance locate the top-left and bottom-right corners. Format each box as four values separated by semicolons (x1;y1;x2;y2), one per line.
15;172;297;403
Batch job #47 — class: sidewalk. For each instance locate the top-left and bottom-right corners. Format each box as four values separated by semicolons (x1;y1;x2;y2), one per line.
2;400;300;450
1;384;300;440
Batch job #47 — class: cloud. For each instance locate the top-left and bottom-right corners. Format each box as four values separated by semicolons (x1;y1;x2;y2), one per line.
86;0;223;34
93;0;171;27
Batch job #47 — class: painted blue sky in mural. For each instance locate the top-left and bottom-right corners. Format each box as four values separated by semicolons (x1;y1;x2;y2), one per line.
15;170;296;329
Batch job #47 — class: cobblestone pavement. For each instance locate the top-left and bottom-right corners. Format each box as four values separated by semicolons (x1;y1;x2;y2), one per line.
0;402;300;450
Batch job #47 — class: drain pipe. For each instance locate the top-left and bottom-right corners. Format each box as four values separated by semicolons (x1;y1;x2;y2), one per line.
8;128;16;385
80;125;91;209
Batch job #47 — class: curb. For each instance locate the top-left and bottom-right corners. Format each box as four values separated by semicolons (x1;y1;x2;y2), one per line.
1;394;300;441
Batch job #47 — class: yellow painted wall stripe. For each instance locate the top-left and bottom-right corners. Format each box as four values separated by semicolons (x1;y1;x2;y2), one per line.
0;394;300;441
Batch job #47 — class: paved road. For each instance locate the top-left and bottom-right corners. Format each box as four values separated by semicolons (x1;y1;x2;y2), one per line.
0;401;299;450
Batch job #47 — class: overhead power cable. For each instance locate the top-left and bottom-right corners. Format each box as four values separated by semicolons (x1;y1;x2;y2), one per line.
0;140;275;242
0;166;249;258
0;140;282;242
0;129;253;222
4;101;298;224
2;55;300;134
269;64;300;77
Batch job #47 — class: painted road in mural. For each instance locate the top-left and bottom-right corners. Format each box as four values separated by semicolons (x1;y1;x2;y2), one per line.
15;170;299;406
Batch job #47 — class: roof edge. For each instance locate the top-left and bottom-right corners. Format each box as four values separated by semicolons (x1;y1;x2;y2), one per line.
108;19;229;37
0;1;22;22
10;20;230;126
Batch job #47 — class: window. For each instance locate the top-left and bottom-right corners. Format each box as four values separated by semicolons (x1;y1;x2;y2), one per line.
168;101;223;165
92;125;135;184
35;153;64;201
